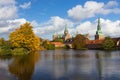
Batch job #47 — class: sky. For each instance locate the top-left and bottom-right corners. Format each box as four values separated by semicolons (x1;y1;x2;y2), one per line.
0;0;120;40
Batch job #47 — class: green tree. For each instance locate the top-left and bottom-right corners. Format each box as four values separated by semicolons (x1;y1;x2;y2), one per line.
42;40;50;47
72;34;86;49
102;37;115;50
42;40;55;50
0;38;4;46
0;38;12;55
45;44;55;50
9;22;40;52
53;38;63;43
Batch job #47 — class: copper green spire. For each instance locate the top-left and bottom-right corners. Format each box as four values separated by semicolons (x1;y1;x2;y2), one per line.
97;17;101;30
53;32;57;35
96;17;102;35
64;25;68;34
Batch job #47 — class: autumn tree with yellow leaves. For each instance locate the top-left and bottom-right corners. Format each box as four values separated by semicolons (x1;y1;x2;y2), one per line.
9;22;40;52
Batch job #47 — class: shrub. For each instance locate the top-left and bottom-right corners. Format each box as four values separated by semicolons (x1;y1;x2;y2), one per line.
0;39;12;56
72;34;86;50
0;47;12;56
53;39;63;43
12;48;29;56
102;37;115;50
45;44;55;50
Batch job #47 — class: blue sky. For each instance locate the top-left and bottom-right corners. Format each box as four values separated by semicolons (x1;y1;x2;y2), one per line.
17;0;85;21
0;0;120;40
17;0;120;22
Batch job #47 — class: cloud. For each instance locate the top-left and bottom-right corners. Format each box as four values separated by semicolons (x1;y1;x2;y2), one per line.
68;1;120;21
0;0;119;40
0;0;17;20
0;0;15;5
0;17;119;40
100;19;120;37
20;2;31;9
32;16;73;39
0;0;28;39
76;18;120;39
105;1;118;8
32;16;120;40
0;18;27;33
0;18;27;39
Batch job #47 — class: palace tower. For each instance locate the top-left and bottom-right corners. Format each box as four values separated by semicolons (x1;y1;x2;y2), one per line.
95;18;104;40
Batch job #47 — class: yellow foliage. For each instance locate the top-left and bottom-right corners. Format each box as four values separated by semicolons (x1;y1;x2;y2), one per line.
9;22;40;51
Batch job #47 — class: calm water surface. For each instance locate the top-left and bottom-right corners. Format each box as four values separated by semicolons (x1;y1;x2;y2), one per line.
0;50;120;80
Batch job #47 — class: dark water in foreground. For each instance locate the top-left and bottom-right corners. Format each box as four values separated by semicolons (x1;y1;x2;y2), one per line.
0;50;120;80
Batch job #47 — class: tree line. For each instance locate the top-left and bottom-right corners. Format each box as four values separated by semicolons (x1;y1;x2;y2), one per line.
72;34;117;50
0;22;55;56
0;22;118;56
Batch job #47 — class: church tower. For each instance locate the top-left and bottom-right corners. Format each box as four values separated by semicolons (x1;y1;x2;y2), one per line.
95;18;104;40
64;25;70;41
64;26;68;35
53;32;58;40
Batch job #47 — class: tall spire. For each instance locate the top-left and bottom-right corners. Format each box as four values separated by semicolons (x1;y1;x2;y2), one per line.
96;17;102;35
64;24;68;34
95;17;104;40
97;17;101;30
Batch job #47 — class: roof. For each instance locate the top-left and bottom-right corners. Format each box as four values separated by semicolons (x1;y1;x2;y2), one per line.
86;40;104;44
112;37;120;41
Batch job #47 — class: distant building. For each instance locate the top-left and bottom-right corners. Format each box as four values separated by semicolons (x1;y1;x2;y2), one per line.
86;18;105;49
51;42;65;48
95;18;104;40
52;18;120;49
53;25;89;42
63;26;71;41
53;25;72;42
86;39;104;49
112;37;120;48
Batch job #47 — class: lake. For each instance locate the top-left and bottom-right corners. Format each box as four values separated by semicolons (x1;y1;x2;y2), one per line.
0;50;120;80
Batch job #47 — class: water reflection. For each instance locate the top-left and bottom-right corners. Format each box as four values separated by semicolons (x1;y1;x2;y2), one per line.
95;51;120;80
8;52;40;80
0;50;120;80
36;50;120;80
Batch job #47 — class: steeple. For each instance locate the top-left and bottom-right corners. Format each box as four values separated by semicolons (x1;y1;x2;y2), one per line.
53;32;57;35
96;17;102;35
95;18;104;40
64;24;71;41
64;25;68;35
97;17;101;30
